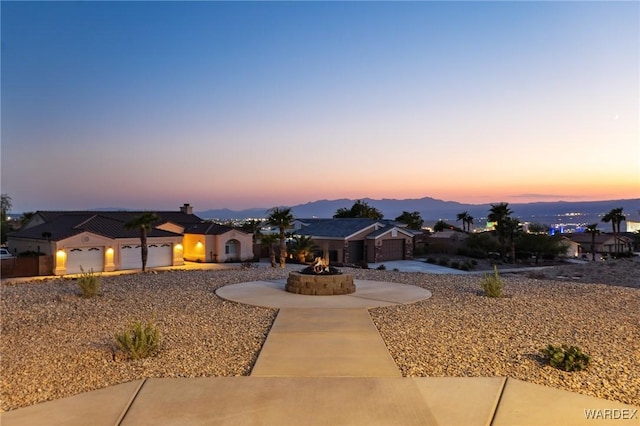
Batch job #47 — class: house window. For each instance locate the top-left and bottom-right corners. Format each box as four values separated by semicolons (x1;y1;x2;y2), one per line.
225;239;238;255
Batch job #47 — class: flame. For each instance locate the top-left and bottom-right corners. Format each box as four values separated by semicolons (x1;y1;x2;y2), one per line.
310;256;330;274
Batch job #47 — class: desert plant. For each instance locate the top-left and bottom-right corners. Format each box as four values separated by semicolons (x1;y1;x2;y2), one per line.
77;267;100;298
480;265;503;297
438;257;449;267
358;260;369;269
115;319;160;360
540;344;591;372
450;261;460;269
376;264;386;270
426;257;437;264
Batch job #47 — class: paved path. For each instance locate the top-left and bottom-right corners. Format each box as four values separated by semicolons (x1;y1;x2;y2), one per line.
2;279;638;425
251;308;401;377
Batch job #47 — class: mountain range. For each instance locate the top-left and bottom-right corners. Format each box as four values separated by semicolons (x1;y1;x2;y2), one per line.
196;197;640;224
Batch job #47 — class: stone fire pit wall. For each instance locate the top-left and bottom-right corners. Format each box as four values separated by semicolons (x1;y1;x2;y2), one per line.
286;272;356;295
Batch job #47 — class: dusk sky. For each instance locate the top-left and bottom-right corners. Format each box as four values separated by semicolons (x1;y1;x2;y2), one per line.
2;1;638;213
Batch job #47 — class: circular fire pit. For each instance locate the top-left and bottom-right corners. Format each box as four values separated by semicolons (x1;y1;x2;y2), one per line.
286;271;355;295
285;257;356;296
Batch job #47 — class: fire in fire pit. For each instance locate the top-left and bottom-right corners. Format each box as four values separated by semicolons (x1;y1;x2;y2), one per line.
300;256;342;275
287;253;355;295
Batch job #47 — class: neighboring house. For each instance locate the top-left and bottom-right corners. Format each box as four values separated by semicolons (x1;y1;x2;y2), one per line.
564;233;634;255
6;204;252;275
296;218;414;264
182;222;253;263
560;236;581;258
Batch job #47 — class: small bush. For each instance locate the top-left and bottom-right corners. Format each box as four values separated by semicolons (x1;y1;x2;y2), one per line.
358;260;369;269
438;257;449;267
460;263;471;271
115;319;160;360
426;257;437;264
480;265;503;297
540;344;591;372
450;261;460;269
241;261;256;269
77;267;100;298
376;264;386;270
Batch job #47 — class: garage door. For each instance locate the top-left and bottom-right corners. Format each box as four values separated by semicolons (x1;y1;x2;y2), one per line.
66;247;104;274
381;239;405;261
120;243;173;270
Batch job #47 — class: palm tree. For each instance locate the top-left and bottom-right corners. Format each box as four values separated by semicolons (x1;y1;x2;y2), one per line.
124;212;159;272
259;232;279;267
584;223;600;261
1;194;12;244
465;214;474;233
488;202;513;259
504;217;522;263
289;235;318;263
602;207;626;255
266;207;294;268
456;211;470;232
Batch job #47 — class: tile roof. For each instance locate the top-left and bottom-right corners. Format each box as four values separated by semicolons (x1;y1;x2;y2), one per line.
184;222;250;236
9;211;190;241
297;218;389;239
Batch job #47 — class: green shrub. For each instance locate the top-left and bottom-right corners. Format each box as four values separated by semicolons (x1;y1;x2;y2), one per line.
480;265;503;297
77;267;100;298
115;319;160;360
540;344;591;372
438;257;449;267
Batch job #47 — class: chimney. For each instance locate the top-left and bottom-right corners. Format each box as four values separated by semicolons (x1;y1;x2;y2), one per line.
180;203;193;214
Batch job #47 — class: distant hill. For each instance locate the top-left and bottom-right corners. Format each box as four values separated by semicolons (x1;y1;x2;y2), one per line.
196;197;640;225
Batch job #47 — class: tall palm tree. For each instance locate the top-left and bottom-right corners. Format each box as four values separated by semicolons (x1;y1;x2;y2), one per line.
602;207;626;255
504;217;522;263
124;212;159;272
259;232;279;268
456;211;470;232
465;214;474;232
266;207;294;268
584;224;600;261
488;202;513;259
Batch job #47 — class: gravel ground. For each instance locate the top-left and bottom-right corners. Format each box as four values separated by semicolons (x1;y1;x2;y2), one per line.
1;262;639;411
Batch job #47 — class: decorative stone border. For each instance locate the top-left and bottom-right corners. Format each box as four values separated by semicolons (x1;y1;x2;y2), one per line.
286;272;356;295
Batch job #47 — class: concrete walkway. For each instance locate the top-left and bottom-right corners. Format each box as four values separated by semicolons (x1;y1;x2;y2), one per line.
2;279;638;426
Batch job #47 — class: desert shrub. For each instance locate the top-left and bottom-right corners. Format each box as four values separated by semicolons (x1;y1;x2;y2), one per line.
460;263;471;271
241;261;256;269
358;260;369;269
376;264;386;270
470;259;478;266
426;257;437;264
540;344;591;372
438;257;449;267
77;267;100;298
450;261;460;269
480;266;503;297
115;319;160;360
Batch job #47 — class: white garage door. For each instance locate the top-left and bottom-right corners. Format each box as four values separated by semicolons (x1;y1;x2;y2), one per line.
66;247;104;274
148;243;173;268
120;243;173;270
